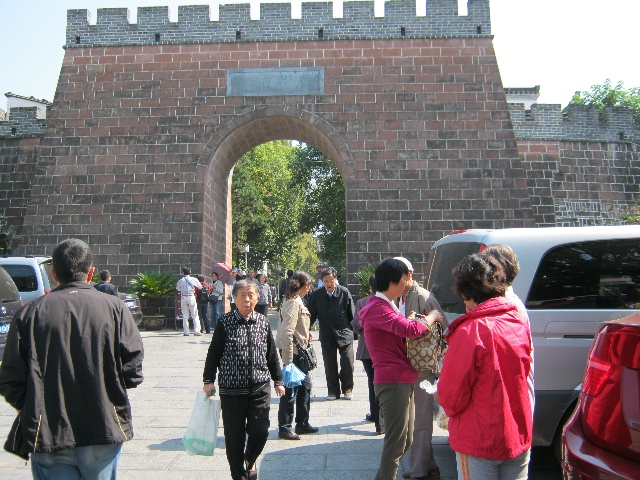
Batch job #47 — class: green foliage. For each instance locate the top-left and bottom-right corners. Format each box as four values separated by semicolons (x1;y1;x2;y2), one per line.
231;141;304;269
289;232;321;275
291;145;346;269
353;265;375;298
129;271;178;299
570;79;640;115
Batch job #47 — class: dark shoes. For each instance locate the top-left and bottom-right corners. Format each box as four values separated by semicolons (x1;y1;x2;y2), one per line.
365;413;374;422
245;462;257;480
278;429;300;440
295;424;319;435
375;425;384;435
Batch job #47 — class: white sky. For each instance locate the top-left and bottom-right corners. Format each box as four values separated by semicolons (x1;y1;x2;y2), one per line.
1;0;639;108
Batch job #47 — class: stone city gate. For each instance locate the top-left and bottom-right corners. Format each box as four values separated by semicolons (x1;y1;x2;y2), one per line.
2;0;637;290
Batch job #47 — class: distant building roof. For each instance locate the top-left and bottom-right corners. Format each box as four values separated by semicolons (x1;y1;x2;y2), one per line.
504;86;540;96
5;92;52;106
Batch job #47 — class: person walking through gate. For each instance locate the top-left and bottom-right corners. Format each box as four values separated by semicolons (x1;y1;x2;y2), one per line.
275;271;318;440
306;267;356;400
203;280;285;480
0;238;144;478
176;267;203;336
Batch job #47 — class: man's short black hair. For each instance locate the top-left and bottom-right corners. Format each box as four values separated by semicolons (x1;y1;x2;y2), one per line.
321;267;337;280
374;258;408;292
182;266;191;275
99;270;110;282
52;239;94;284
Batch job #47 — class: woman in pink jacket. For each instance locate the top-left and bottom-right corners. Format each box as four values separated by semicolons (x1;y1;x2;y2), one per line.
359;258;442;480
436;254;533;480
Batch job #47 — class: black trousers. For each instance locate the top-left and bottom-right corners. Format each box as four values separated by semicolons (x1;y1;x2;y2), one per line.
219;383;271;480
255;304;268;316
362;358;382;429
321;336;354;396
278;354;312;430
197;302;210;332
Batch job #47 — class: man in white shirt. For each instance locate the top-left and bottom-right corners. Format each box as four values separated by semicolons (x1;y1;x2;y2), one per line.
176;267;203;336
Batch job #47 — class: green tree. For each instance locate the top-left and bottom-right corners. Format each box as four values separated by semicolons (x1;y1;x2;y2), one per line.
570;79;640;113
289;232;321;274
291;145;346;271
231;142;304;269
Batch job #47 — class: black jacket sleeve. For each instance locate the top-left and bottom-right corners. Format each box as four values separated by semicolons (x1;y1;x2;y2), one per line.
203;320;226;384
0;311;30;410
119;307;144;389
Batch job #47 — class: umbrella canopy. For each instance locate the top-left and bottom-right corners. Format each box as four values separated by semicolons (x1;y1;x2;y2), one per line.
282;363;306;390
211;262;234;286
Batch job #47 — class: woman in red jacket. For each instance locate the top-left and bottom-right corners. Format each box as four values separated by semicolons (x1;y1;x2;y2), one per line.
435;254;533;480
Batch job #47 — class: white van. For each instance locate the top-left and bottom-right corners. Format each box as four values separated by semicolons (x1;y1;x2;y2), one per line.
425;226;640;456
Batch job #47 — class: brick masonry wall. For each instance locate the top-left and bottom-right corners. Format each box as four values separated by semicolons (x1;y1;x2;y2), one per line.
518;139;640;227
15;35;534;282
0;136;42;245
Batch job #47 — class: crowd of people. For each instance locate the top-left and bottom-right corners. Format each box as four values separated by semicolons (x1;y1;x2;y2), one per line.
0;239;533;480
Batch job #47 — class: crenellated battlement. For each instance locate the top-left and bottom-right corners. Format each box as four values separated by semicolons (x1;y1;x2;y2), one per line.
0;107;47;139
65;0;491;47
510;103;640;143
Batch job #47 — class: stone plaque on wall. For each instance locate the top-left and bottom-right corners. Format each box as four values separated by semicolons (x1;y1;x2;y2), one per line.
227;67;324;96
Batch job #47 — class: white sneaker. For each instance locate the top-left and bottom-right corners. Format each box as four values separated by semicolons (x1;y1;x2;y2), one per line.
194;332;202;336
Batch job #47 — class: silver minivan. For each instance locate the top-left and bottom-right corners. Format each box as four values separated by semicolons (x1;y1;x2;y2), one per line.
425;226;640;456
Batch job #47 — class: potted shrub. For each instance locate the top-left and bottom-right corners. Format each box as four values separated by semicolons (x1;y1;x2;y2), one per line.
129;271;178;330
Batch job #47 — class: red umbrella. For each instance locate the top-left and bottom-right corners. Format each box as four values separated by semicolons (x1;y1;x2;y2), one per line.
211;262;234;285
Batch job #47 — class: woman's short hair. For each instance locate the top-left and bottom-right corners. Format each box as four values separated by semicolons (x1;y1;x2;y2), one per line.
232;279;259;298
374;258;409;292
483;244;520;286
452;253;507;305
286;271;313;299
368;274;377;293
52;238;93;284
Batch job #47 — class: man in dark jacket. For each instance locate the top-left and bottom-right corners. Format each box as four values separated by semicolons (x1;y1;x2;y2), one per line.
307;267;356;400
94;269;118;296
0;238;144;478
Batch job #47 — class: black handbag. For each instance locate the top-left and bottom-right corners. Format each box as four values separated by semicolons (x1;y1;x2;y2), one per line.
293;337;317;373
4;413;30;461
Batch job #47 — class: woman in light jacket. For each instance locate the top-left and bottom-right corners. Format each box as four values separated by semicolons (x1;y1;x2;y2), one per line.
275;270;318;440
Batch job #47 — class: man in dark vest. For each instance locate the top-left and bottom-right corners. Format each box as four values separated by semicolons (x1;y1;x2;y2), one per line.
307;267;356;400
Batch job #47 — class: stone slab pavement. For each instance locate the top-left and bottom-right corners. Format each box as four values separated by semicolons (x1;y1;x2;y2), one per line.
0;311;561;479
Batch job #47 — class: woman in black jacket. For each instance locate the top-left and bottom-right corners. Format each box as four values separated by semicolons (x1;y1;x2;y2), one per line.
202;280;285;480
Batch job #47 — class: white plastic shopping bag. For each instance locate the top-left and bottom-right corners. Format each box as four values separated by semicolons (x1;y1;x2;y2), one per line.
182;390;221;455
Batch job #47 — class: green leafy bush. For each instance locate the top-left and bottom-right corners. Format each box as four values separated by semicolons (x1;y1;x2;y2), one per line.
129;271;178;299
353;265;375;298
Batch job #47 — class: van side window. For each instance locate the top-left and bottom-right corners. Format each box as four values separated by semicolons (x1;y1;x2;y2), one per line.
526;239;640;310
2;265;38;292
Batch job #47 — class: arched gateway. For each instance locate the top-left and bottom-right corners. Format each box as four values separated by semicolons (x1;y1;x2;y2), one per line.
17;0;536;288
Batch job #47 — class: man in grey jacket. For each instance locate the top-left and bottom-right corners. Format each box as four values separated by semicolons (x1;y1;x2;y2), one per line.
0;238;144;478
307;267;356;400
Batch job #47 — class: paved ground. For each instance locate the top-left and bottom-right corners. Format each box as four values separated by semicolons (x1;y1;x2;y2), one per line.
0;311;561;479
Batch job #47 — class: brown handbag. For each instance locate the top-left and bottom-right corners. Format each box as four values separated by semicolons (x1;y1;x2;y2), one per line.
405;313;443;373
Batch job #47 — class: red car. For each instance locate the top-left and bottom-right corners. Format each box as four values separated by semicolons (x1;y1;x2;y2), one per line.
562;312;640;479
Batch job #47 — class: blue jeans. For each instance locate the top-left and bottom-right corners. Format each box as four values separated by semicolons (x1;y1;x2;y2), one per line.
31;443;122;480
209;301;221;330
